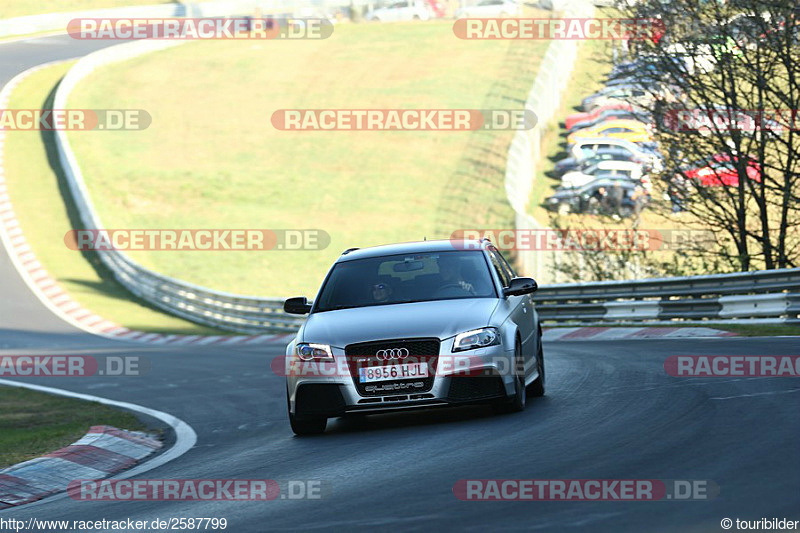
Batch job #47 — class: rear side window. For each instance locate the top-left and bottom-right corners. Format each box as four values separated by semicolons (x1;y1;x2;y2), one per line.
487;248;513;287
495;249;517;279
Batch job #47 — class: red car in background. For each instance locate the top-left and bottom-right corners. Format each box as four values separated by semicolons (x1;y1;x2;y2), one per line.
565;102;634;130
682;153;761;186
424;0;446;17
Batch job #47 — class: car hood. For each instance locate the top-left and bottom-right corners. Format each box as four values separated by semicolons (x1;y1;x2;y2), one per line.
299;298;500;348
562;170;589;181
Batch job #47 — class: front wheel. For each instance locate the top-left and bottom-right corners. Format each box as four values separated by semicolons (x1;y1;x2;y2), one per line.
287;390;327;436
493;342;526;414
527;336;545;397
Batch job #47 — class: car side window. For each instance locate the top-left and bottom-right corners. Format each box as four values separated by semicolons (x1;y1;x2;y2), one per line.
487;249;511;288
495;249;517;280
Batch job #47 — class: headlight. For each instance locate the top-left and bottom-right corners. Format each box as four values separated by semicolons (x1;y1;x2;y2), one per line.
453;327;500;352
295;343;333;361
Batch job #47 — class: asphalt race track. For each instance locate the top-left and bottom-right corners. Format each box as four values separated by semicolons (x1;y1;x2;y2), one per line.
1;35;799;532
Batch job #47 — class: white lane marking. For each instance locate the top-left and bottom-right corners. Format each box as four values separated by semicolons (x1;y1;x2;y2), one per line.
0;379;197;509
710;388;800;401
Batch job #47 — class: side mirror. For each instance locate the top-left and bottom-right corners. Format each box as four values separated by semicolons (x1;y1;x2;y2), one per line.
284;297;312;315
503;277;538;297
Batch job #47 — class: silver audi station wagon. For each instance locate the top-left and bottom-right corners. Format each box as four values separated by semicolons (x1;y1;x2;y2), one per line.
283;239;544;435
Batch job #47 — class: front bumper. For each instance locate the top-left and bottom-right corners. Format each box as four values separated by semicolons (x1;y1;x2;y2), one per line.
288;344;515;417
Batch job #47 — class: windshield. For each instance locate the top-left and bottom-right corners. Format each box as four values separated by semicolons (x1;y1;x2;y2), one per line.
314;251;496;312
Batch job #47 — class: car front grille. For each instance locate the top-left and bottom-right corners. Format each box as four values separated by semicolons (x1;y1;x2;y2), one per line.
345;338;440;397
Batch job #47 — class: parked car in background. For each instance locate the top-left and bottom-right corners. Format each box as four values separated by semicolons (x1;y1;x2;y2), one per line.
568;108;651;133
425;0;447;17
554;146;646;177
561;160;645;188
565;102;633;130
545;178;644;217
455;0;522;18
663;35;741;75
568;137;663;171
680;153;761;186
604;64;666;87
567;119;654;145
366;1;431;21
581;85;654;112
728;12;771;50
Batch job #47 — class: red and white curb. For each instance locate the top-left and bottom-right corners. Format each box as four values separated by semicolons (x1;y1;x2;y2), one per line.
0;64;292;347
0;425;161;509
543;326;738;342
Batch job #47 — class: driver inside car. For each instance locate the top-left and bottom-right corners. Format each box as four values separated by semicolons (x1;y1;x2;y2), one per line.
437;255;474;294
370;280;393;303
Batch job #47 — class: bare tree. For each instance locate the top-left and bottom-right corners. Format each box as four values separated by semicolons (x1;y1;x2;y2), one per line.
620;0;800;271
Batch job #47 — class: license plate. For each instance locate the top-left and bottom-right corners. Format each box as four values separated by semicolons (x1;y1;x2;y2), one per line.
358;363;429;383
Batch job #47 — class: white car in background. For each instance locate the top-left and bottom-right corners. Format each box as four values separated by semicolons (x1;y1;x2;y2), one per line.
366;1;431;21
455;0;522;18
561;160;644;188
568;137;664;172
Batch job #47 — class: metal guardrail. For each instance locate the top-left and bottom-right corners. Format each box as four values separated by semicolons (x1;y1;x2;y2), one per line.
533;268;800;324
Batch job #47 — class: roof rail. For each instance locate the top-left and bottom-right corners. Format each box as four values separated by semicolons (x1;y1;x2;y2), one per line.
342;247;360;255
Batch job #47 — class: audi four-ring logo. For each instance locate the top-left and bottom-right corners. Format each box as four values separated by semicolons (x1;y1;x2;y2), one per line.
375;348;409;360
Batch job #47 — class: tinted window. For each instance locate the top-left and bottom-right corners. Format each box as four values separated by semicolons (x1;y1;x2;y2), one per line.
494;249;517;280
314;251;496;312
487;249;511;287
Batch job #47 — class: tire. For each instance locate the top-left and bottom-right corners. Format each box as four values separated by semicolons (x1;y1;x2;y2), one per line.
527;334;545;397
493;341;526;414
287;389;327;436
